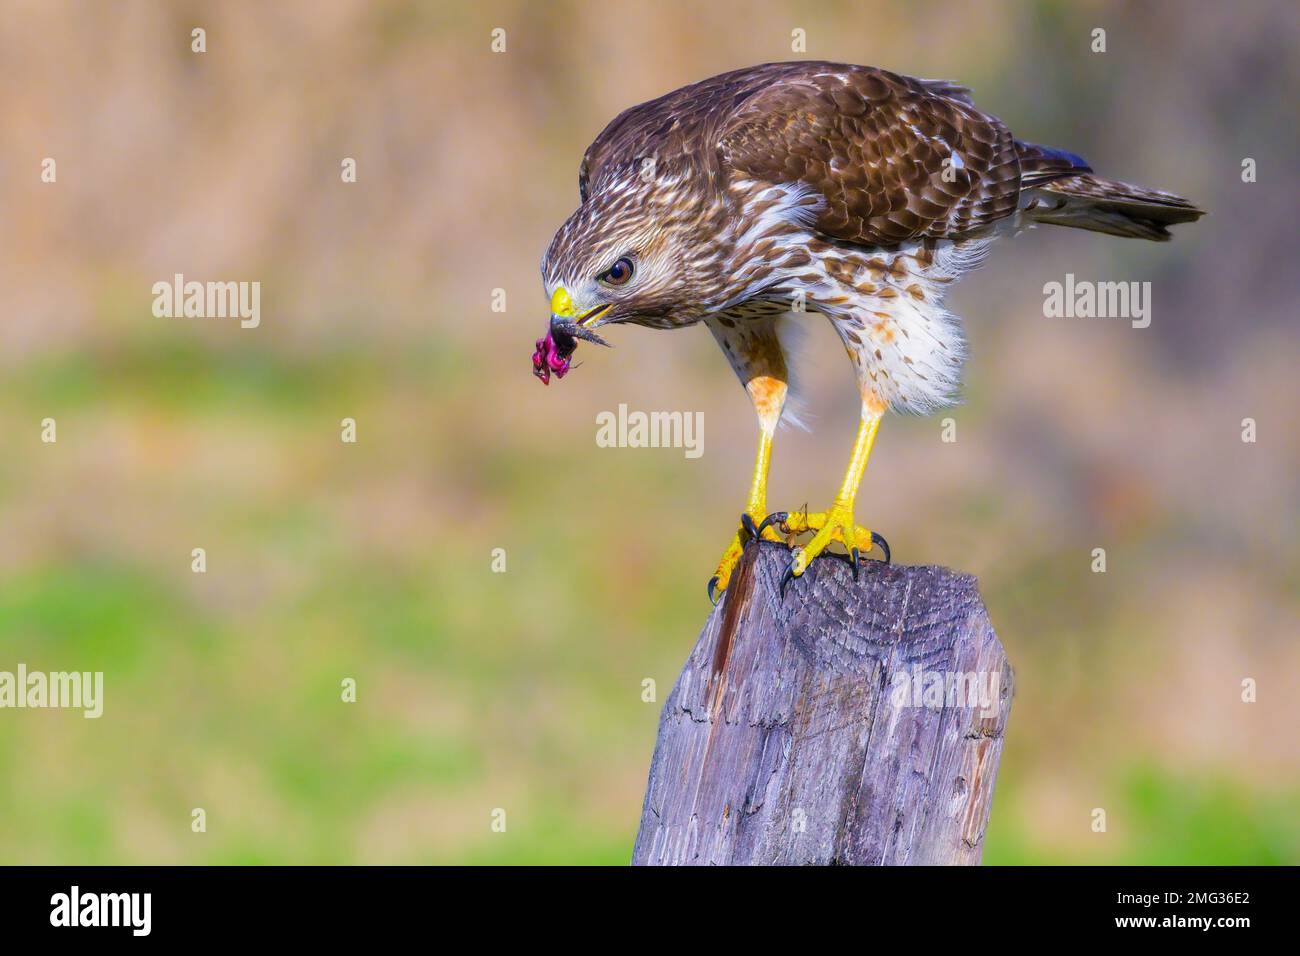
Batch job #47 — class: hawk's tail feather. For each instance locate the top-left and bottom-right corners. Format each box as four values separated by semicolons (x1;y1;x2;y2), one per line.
1024;173;1204;242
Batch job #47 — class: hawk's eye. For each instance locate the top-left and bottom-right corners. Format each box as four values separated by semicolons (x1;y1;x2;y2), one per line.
598;256;634;287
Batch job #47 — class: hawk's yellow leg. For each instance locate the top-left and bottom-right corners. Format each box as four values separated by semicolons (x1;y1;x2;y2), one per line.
786;405;885;580
708;426;784;601
707;363;791;602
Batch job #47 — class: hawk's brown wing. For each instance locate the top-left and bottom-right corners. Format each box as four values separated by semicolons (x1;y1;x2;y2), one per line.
718;66;1031;247
577;66;759;203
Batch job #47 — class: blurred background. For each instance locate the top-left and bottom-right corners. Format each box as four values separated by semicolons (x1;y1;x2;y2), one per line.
0;0;1297;864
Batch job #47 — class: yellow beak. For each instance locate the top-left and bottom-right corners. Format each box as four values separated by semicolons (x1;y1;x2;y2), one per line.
550;286;611;328
550;287;575;318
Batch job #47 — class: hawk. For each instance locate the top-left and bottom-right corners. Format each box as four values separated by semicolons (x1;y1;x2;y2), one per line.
534;62;1202;601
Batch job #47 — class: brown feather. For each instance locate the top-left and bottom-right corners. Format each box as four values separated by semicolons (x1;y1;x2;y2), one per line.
1027;174;1205;240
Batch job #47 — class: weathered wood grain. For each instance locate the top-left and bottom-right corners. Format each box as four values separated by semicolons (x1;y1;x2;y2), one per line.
632;540;1013;866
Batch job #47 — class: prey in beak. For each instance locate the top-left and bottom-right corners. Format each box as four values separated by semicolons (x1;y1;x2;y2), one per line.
532;287;612;385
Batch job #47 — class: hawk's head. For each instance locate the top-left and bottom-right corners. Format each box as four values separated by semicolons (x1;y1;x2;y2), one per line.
534;170;721;384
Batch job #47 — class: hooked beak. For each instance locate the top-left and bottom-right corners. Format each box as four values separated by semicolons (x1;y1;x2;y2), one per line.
533;287;612;385
549;286;611;329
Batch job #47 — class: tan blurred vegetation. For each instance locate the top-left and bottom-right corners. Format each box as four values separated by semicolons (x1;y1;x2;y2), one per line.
0;0;1297;863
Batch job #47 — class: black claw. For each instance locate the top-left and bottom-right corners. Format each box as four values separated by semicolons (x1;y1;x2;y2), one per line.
780;563;796;599
707;576;721;606
757;511;788;538
849;547;860;581
872;531;891;565
740;513;761;541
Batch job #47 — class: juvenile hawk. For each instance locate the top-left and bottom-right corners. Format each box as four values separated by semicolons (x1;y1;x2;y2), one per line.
534;62;1202;601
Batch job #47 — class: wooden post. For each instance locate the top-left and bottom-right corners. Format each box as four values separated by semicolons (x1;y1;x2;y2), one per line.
632;540;1013;866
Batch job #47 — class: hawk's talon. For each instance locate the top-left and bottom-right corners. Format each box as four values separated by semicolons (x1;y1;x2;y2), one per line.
709;510;784;602
707;575;722;606
779;562;796;599
871;531;891;565
849;546;860;581
757;511;788;538
781;502;875;581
